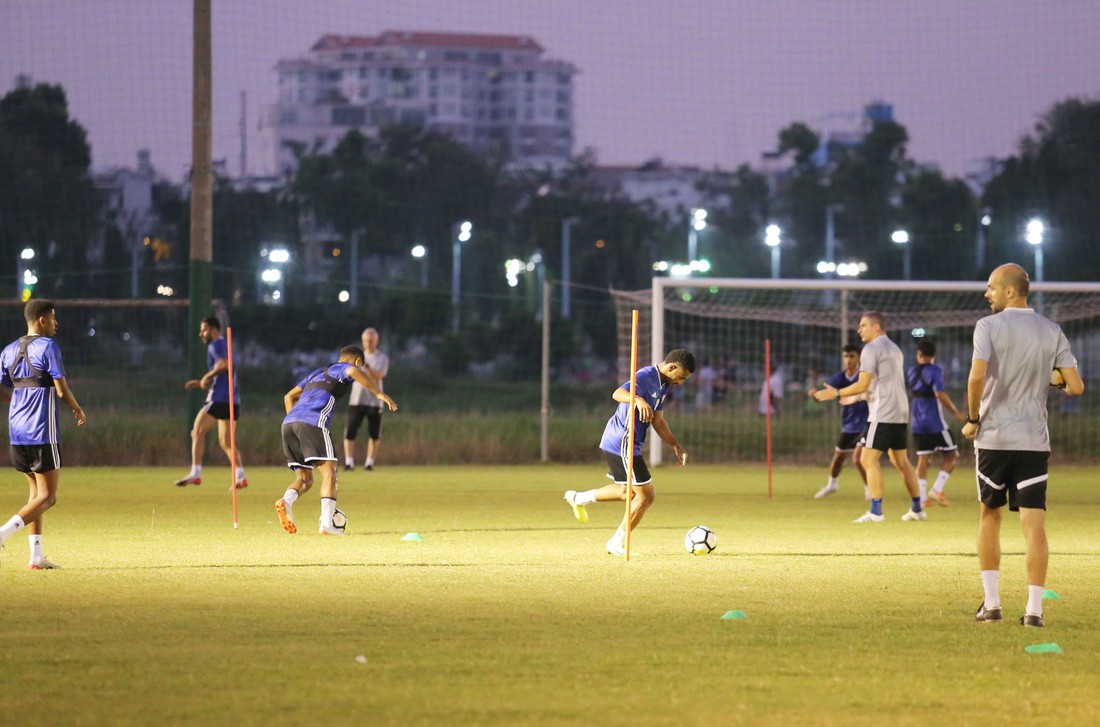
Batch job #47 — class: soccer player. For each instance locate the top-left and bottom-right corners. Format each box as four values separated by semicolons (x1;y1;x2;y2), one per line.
343;327;390;471
175;317;247;488
812;312;924;522
275;345;397;535
964;263;1083;627
811;343;869;499
907;339;965;506
563;349;695;555
0;299;87;569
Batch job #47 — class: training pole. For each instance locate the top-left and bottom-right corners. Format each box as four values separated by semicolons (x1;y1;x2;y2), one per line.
227;327;239;528
624;309;640;561
765;338;773;499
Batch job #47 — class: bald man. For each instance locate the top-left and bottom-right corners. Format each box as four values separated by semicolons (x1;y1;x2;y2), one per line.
964;263;1083;628
343;327;390;471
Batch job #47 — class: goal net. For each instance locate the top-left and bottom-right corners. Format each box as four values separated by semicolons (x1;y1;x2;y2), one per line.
611;279;1100;466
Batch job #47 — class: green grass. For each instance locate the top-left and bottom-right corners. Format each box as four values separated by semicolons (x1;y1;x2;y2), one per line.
2;465;1099;725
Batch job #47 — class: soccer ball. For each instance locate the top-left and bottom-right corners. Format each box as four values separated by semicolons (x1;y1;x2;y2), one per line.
684;525;717;555
332;508;348;533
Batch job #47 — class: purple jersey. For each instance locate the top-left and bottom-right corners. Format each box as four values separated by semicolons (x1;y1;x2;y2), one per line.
599;366;669;457
0;335;66;445
282;362;358;430
908;363;947;434
827;370;869;434
206;337;240;404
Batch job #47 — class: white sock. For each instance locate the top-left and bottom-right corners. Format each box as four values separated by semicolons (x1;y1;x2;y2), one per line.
0;515;26;543
366;457;374;466
826;476;839;490
320;498;336;529
609;526;625;543
863;484;870;500
932;471;951;494
235;466;246;481
281;488;299;518
1026;585;1044;617
190;464;203;478
575;489;598;506
345;457;354;467
28;534;43;562
918;479;928;500
981;570;1000;609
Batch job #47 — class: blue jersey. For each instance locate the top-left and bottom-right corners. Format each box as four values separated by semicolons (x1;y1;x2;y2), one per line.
827;370;868;434
0;335;66;445
599;366;669;457
206;338;239;405
283;362;357;430
907;363;947;434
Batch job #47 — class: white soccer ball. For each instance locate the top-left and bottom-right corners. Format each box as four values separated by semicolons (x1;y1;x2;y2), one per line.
685;525;717;555
332;508;348;533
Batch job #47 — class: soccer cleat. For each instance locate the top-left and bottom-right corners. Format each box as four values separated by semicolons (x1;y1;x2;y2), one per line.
365;463;374;472
28;558;61;570
852;511;885;523
814;483;839;499
275;499;297;534
175;475;201;487
929;490;950;507
564;490;589;523
319;525;344;536
343;463;353;472
974;603;1003;622
234;478;248;490
606;538;625;556
1021;613;1045;628
901;509;927;521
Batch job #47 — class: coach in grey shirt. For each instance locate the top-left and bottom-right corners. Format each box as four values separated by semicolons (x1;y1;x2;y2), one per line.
964;263;1083;628
813;312;923;523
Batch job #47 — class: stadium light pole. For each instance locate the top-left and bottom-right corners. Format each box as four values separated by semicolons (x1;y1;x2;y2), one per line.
1026;218;1044;282
765;224;781;279
561;217;579;319
450;220;473;333
892;229;911;280
411;244;427;287
688;208;707;264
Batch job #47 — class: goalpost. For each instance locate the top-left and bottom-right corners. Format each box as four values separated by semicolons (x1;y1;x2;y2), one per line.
609;278;1100;467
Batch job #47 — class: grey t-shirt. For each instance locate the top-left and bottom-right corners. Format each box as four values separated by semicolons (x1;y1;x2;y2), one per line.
973;307;1076;451
348;349;390;407
860;334;909;424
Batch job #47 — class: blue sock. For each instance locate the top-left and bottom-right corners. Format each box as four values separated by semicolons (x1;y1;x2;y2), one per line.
870;498;883;516
912;496;922;513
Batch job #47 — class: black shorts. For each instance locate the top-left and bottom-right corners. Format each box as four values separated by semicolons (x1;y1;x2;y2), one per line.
10;444;60;474
602;449;652;486
345;405;383;440
835;431;865;453
914;430;957;455
281;421;336;469
975;448;1049;511
203;401;240;421
864;422;908;452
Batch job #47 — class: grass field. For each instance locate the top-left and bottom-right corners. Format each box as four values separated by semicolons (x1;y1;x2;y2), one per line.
2;464;1099;726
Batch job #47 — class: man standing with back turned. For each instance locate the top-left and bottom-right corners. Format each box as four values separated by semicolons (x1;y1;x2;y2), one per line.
965;263;1083;627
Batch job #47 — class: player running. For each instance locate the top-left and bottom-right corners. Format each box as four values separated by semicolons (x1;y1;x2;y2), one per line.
563;349;695;555
812;343;869;500
275;345;397;535
907;339;965;506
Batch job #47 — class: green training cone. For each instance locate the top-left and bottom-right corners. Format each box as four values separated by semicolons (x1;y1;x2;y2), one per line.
1023;643;1063;654
401;532;424;541
720;610;749;620
1042;588;1061;600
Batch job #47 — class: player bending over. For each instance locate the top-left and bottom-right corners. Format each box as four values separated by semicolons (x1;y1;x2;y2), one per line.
564;349;694;555
275;345;397;535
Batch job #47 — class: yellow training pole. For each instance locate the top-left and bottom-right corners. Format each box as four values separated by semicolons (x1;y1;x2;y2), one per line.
624;309;639;561
227;327;239;529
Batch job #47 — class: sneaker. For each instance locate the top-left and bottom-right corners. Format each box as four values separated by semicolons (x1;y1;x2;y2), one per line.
175;475;201;487
275;499;297;534
365;463;374;472
564;490;589;523
319;525;344;536
343;463;353;472
1021;613;1045;628
234;478;248;490
814;483;839;499
852;511;885;523
901;509;927;521
28;558;61;570
606;538;625;556
929;490;950;507
974;603;1003;622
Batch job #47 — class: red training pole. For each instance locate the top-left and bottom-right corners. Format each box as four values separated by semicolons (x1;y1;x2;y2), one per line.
765;338;773;499
227;327;239;528
624;309;639;562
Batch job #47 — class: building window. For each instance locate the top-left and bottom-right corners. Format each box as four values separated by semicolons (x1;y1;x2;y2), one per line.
332;106;366;126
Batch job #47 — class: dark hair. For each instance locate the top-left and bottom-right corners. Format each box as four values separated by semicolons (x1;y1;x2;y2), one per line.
23;298;54;324
842;343;861;355
201;316;222;331
861;311;885;329
917;339;937;358
340;345;365;360
663;348;696;373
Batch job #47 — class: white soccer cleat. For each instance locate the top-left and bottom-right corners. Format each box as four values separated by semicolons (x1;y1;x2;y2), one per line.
901;509;927;521
564;490;589;523
852;511;885;523
318;524;344;536
606;538;625;556
814;483;839;499
28;557;61;570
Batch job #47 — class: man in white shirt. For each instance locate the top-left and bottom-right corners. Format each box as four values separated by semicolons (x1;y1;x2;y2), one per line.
343;327;391;471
